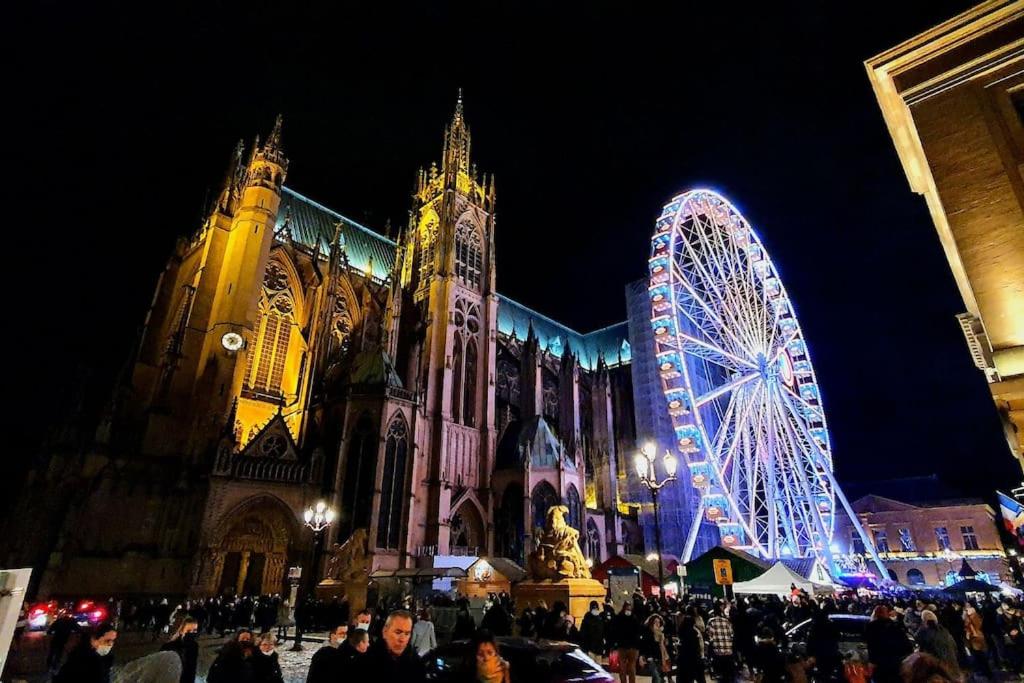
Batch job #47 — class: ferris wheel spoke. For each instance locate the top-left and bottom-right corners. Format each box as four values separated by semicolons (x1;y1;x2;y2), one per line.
771;388;837;556
710;221;770;354
718;382;760;474
677;330;759;373
693;371;759;409
777;389;835;490
769;324;801;364
676;229;762;354
779;382;825;422
687;215;763;352
671;260;752;358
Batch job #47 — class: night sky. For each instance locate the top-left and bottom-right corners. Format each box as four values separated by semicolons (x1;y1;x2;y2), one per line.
9;1;1018;502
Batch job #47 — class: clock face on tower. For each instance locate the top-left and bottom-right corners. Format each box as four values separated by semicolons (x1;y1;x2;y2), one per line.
221;331;245;352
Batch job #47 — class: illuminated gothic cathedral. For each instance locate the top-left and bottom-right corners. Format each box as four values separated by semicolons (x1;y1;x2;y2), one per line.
4;97;702;598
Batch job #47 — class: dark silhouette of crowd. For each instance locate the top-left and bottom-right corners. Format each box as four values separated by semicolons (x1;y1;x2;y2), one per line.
35;585;1024;683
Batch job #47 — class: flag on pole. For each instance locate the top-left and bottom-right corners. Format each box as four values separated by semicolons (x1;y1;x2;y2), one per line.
997;490;1024;547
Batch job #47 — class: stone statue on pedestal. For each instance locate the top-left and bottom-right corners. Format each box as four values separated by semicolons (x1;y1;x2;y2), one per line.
318;528;370;611
527;505;591;580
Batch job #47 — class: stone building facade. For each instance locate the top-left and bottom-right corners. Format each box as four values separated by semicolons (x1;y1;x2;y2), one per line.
866;1;1024;473
1;97;657;599
835;494;1010;587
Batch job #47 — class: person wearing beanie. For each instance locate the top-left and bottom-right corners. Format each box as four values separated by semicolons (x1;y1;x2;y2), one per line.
915;609;959;673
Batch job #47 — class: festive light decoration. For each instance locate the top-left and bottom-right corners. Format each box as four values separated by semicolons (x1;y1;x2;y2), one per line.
649;189;884;576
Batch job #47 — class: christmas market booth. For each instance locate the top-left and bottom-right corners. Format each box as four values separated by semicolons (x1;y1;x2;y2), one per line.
456;557;526;599
592;554;680;600
683;546;770;598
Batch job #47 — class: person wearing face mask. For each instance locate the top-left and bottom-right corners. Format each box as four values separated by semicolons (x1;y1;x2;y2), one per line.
160;616;200;683
54;621;118;683
354;608;374;637
306;622;347;683
580;600;607;661
250;633;284;683
207;629;255;683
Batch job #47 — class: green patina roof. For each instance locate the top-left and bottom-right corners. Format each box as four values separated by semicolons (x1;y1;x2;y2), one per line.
348;348;404;388
276;187;397;279
276;188;631;369
497;296;631;370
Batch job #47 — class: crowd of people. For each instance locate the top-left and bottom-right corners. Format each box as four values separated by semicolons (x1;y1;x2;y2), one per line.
37;586;1024;683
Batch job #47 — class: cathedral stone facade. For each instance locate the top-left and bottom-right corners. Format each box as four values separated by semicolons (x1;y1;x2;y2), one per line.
3;97;652;598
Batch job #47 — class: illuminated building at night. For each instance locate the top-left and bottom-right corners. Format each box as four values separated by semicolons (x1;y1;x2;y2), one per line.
866;1;1024;473
2;97;681;597
834;481;1011;587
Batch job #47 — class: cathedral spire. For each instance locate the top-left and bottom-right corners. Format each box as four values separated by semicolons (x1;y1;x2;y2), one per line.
453;88;464;127
443;90;470;177
264;114;283;154
255;114;288;172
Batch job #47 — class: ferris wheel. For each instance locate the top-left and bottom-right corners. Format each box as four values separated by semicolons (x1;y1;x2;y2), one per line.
648;189;884;575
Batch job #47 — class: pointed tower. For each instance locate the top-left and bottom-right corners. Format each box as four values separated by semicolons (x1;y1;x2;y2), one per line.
405;92;501;557
135;116;289;457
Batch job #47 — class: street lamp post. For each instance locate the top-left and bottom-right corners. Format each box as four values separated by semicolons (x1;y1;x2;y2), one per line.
634;442;678;595
291;501;335;651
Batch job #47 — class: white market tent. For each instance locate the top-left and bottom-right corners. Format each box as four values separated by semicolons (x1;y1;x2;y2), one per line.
732;561;834;596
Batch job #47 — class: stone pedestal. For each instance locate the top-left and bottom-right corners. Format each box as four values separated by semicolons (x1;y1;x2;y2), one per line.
315;578;367;615
512;578;607;627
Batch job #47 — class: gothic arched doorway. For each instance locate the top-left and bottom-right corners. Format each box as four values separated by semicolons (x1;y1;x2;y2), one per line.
203;495;299;597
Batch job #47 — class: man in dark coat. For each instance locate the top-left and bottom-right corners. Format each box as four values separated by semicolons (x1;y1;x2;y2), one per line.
579;601;606;658
363;610;426;682
866;605;913;683
305;623;348;683
54;622;117;683
47;611;81;671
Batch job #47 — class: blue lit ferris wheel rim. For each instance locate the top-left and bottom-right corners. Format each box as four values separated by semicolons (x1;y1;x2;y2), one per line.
649;188;835;559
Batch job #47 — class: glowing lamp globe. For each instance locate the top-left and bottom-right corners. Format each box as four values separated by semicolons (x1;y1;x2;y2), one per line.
633;453;648;479
663;452;678;477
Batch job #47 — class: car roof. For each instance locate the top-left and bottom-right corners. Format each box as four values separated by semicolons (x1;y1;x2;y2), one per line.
444;637;578;653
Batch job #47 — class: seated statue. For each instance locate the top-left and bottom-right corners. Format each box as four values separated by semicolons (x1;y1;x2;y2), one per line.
528;505;592;580
325;528;368;582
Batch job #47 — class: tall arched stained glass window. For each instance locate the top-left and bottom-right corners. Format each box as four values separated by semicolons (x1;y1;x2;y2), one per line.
451;334;463;421
244;260;295;399
463;338;477;426
376;416;408;549
455;223;483;288
566;485;582;533
340;414;377;538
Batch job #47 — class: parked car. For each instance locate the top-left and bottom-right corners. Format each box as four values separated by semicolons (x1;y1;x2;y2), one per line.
26;601;59;631
72;600;109;628
424;636;614;682
785;613;915;664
